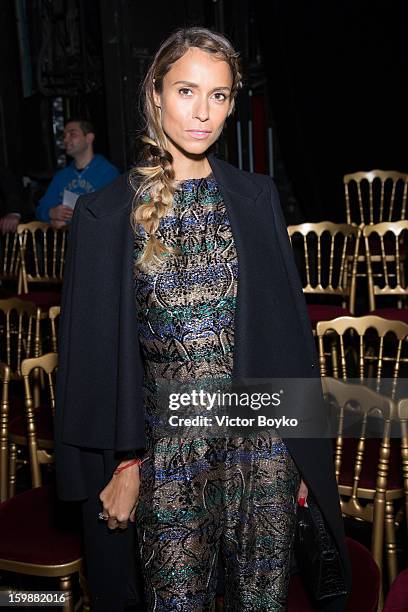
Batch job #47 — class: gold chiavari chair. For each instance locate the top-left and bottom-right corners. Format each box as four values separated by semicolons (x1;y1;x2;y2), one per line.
316;315;408;399
344;170;408;227
0;298;41;380
0;354;88;610
322;377;404;593
8;353;57;493
0;230;20;290
0;486;88;611
0;362;11;502
287;222;360;329
0;298;42;494
364;221;408;318
16;222;67;308
49;305;60;353
343;171;408;291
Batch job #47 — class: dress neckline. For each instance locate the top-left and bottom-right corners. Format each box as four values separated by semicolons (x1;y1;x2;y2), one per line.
174;171;215;186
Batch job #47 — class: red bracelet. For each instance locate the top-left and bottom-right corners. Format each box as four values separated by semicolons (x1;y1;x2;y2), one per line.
113;458;142;475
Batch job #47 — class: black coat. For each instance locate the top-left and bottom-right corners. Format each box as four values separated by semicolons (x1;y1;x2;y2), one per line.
54;151;352;611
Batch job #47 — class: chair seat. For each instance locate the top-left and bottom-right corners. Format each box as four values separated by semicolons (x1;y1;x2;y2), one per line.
383;567;408;611
0;484;83;565
288;573;318;610
9;383;26;420
370;308;408;323
338;438;403;490
18;291;61;309
307;304;351;327
345;537;380;612
9;403;54;442
288;537;380;612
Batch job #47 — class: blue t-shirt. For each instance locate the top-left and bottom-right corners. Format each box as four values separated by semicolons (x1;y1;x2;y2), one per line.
35;154;120;223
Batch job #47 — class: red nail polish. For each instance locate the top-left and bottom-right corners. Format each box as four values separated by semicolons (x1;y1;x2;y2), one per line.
298;497;306;506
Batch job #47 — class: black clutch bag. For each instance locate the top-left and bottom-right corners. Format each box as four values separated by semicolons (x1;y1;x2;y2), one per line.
294;493;348;602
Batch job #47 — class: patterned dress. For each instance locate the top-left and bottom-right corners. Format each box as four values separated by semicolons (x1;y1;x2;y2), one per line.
132;172;300;611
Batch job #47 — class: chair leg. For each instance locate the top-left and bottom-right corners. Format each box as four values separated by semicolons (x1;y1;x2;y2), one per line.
79;561;91;612
59;575;74;612
377;586;384;612
0;438;8;502
384;500;398;584
8;443;17;498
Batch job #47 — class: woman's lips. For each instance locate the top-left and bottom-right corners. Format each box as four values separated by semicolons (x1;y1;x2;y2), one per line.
186;130;212;139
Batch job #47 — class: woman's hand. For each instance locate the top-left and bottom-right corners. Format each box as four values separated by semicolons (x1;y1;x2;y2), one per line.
297;478;308;507
99;461;141;530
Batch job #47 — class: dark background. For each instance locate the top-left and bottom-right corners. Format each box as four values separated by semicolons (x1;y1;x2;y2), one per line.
1;0;407;222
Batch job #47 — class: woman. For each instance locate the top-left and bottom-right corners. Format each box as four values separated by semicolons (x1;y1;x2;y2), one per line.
55;27;351;611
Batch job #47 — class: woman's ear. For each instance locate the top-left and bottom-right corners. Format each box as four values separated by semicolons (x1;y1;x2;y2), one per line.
153;81;161;110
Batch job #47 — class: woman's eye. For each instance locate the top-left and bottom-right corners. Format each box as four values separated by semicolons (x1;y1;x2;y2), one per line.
178;88;228;101
213;92;227;101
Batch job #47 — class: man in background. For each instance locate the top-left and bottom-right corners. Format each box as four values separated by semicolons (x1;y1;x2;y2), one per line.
35;118;119;229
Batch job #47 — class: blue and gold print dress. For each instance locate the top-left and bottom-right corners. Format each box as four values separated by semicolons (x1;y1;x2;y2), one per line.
133;172;300;612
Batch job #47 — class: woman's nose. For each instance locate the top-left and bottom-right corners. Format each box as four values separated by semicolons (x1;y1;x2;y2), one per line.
192;98;209;121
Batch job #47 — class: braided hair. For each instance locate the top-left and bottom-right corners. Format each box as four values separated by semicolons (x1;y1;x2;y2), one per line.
129;26;243;271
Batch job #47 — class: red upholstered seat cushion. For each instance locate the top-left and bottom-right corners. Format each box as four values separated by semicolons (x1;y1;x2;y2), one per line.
288;573;319;610
0;287;15;299
307;304;351;327
18;291;61;309
0;484;83;565
9;382;26;420
9;403;54;442
370;308;408;323
288;537;380;612
345;537;380;611
383;567;408;611
338;437;403;490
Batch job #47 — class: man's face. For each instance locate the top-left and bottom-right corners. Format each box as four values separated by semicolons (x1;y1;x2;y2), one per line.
63;122;93;157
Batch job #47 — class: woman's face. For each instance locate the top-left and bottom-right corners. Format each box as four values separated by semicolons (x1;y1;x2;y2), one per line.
153;47;234;159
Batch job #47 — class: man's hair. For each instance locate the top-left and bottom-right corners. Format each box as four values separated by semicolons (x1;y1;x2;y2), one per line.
64;117;96;136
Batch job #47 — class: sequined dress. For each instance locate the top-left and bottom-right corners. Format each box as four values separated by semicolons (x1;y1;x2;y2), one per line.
132;172;300;612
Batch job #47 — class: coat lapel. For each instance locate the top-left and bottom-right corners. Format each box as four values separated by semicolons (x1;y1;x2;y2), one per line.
207;152;311;380
207;152;263;380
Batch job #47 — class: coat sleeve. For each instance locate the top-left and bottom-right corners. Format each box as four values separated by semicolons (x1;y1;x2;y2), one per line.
265;176;353;602
265;176;319;367
53;185;147;500
54;197;89;501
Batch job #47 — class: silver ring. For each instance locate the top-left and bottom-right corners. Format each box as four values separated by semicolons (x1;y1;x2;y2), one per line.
98;512;109;521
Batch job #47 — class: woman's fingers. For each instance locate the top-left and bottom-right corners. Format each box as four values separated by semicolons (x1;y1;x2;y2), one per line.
107;516;119;530
129;504;137;523
98;467;140;530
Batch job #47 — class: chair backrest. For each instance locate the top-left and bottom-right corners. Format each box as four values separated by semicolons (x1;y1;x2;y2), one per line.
322;377;396;567
363;221;408;311
48;305;60;353
16;222;68;294
316;315;408;398
0;231;20;285
0;361;11;501
343;170;408;226
287;222;360;314
21;352;58;488
0;298;41;379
